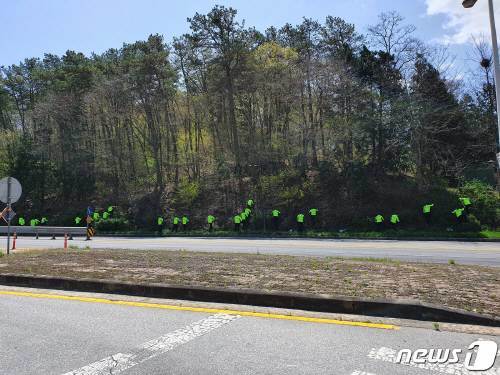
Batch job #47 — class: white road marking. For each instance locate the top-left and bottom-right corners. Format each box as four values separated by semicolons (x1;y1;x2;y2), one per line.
350;371;377;375
61;313;239;375
368;346;500;375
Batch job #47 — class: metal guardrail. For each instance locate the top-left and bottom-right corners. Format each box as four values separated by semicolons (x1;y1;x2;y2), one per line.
0;226;87;237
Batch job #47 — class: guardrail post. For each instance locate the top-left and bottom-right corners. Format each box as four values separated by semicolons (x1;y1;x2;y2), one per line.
36;231;39;240
12;233;16;250
51;233;56;240
64;233;68;250
69;233;74;240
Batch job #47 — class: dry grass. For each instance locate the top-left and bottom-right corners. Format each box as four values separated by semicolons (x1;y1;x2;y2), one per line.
0;249;498;317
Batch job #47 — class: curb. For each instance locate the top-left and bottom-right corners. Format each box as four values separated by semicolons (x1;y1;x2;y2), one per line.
0;273;498;327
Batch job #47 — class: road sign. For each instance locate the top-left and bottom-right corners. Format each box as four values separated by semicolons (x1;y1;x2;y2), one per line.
0;177;22;204
1;207;16;223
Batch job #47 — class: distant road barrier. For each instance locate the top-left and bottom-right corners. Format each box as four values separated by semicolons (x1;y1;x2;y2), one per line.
0;226;87;239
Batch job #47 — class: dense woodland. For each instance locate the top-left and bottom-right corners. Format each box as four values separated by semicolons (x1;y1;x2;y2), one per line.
0;6;498;230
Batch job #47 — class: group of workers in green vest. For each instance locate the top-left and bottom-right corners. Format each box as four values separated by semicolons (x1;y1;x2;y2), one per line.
373;197;472;230
155;198;320;233
15;216;48;227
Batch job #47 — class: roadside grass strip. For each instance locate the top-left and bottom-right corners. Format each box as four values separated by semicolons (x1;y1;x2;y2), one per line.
0;290;398;330
368;346;500;375
61;313;239;375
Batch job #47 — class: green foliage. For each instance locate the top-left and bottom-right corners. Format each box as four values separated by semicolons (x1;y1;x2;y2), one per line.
95;217;130;232
459;180;500;228
173;179;200;207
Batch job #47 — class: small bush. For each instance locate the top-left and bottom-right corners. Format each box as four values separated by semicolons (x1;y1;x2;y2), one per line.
459;180;500;229
95;217;130;232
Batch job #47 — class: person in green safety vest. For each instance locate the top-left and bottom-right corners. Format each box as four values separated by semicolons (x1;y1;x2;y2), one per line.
207;215;215;232
390;214;400;227
107;206;114;213
309;208;318;227
452;208;465;225
172;216;179;232
157;216;164;235
459;197;471;216
296;213;305;232
247;199;254;208
18;217;25;226
93;212;100;221
239;211;246;230
41;217;48;225
422;203;434;225
75;216;82;225
459;197;471;207
374;214;384;230
181;216;189;231
234;214;242;232
30;218;39;227
271;209;280;231
103;212;109;220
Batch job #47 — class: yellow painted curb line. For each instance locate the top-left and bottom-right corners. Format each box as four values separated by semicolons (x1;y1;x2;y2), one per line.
0;290;398;330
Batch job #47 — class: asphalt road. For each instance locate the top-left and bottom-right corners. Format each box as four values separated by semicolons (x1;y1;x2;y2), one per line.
1;288;499;375
4;235;500;266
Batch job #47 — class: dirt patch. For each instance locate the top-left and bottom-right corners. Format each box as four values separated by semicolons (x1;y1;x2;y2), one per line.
0;249;498;317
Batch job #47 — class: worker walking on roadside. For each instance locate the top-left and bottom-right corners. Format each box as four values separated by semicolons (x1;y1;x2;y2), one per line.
296;213;305;232
181;216;189;231
207;214;215;232
374;214;384;230
309;208;318;228
390;214;400;228
172;216;179;232
234;214;242;232
271;209;280;231
157;216;164;235
422;203;434;225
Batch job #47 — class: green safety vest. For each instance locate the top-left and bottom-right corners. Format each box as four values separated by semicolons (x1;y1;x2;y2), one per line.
207;215;215;224
244;208;251;215
240;212;246;221
18;217;25;226
103;212;109;219
234;215;242;224
157;217;164;225
375;215;384;223
423;204;434;214
459;197;471;206
390;214;400;224
173;217;179;225
247;199;254;207
182;217;189;225
272;209;280;217
41;217;48;224
296;214;304;223
93;212;100;220
309;208;318;216
75;217;82;225
452;208;464;218
30;219;37;227
107;206;113;212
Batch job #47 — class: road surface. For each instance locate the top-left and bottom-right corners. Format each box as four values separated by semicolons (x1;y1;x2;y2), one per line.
1;287;499;375
4;235;500;266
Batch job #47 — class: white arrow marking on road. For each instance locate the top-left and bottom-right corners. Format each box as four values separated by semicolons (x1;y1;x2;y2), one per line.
61;313;240;375
368;346;500;375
